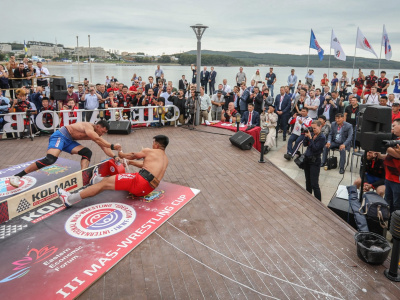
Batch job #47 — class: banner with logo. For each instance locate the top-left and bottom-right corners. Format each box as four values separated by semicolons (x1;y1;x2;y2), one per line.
0;182;199;299
0;159;81;223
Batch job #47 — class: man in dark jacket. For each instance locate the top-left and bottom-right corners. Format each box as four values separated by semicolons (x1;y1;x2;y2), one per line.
275;86;291;141
248;86;263;114
321;113;353;174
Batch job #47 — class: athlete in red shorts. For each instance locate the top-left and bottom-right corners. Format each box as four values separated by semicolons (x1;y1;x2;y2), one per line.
58;135;169;207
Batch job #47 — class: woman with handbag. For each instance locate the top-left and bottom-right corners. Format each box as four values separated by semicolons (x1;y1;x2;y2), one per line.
303;120;326;201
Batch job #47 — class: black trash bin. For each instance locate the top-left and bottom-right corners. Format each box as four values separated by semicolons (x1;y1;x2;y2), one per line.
354;232;391;265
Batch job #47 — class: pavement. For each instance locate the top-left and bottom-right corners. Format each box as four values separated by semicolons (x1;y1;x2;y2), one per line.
265;132;362;206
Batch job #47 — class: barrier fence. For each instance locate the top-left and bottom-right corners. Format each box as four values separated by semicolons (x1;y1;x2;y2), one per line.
0;106;180;136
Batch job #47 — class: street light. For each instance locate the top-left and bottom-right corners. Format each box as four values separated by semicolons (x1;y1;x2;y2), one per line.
190;24;208;126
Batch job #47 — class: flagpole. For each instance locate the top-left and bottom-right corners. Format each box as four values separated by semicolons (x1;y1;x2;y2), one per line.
351;28;358;80
378;24;384;74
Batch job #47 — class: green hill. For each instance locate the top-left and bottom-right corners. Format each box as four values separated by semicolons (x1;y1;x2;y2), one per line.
182;50;400;69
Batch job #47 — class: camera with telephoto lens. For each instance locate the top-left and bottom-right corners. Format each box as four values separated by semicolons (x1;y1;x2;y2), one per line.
26;109;34;117
165;107;174;119
383;140;400;148
301;127;312;134
68;105;73;109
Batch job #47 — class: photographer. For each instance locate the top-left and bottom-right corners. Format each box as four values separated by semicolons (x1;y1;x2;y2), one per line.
60;99;78;126
375;118;400;214
173;89;187;125
248;86;263;114
185;90;196;125
303;120;326;201
39;97;55;129
284;107;312;160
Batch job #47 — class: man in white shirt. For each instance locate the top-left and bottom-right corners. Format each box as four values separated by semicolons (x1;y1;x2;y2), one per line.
287;69;297;94
222;79;232;94
211;91;225;121
305;90;320;120
305;69;315;88
199;86;211;123
160;86;174;106
35;61;50;88
81;86;102;121
363;87;380;105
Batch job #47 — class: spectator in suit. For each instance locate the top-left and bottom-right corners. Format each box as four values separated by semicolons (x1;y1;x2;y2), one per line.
200;67;209;94
208;67;217;95
248;86;263;114
321;113;353;174
238;82;250;115
275;86;291;141
178;75;188;93
145;76;155;94
284;107;312;160
241;103;260;127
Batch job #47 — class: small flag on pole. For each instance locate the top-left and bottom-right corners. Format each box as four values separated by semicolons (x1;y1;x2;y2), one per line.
330;29;346;61
382;25;392;61
310;29;324;61
24;40;28;58
356;27;378;58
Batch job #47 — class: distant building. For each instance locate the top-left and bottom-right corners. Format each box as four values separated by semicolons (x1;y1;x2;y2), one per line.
74;47;109;58
27;41;64;57
0;44;12;53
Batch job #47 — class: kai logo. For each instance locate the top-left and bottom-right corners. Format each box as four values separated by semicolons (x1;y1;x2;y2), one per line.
129;190;165;202
39;164;69;175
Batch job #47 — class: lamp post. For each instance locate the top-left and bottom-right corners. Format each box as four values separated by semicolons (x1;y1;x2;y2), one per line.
76;36;80;83
259;129;268;163
190;24;208;126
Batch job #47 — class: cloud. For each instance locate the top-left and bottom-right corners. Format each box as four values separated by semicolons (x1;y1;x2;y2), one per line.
2;0;400;61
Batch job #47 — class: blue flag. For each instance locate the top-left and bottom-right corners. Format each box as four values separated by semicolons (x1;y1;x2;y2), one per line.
310;29;324;61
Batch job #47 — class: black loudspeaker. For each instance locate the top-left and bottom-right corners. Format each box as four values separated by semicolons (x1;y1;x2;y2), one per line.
50;77;68;100
359;106;392;152
328;196;386;237
229;131;254;150
108;121;132;135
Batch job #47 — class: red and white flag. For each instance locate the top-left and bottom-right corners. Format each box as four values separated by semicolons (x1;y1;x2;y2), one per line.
330;29;346;61
382;25;392;61
356;27;378;58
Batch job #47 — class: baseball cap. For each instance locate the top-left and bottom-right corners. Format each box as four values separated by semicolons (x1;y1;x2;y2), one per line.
393;100;400;106
68;84;74;88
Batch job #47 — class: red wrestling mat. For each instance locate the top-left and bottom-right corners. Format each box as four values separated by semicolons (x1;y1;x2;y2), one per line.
0;182;199;300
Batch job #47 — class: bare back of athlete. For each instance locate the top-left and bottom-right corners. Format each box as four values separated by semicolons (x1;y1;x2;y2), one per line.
10;120;121;188
58;135;169;207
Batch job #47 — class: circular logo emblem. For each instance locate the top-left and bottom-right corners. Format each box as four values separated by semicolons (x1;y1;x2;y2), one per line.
110;166;115;173
65;203;136;239
0;176;37;197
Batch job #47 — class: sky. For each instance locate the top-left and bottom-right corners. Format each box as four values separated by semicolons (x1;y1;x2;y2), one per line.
3;0;400;61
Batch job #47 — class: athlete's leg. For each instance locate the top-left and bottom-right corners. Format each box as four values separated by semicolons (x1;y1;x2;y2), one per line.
10;148;61;187
24;148;61;174
59;176;116;207
71;145;92;169
81;176;116;199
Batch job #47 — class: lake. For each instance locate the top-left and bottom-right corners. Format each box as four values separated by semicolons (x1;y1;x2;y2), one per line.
48;63;400;94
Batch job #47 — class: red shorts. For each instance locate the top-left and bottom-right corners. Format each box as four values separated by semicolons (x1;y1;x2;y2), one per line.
114;173;154;196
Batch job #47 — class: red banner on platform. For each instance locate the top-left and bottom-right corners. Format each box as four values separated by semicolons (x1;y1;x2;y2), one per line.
0;182;199;299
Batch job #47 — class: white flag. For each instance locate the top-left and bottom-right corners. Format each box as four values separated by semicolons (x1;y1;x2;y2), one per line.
356;27;378;58
382;25;392;61
330;29;346;61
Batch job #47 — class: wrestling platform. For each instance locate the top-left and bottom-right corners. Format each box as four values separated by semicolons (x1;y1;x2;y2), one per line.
0;126;399;299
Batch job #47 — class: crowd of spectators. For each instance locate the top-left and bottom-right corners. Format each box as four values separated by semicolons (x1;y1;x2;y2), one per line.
1;62;400;209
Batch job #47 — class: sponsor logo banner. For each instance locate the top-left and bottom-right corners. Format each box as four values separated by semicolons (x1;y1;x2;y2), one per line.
0;182;199;299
